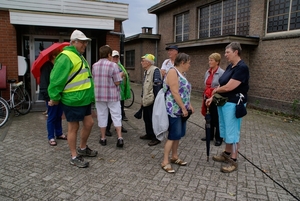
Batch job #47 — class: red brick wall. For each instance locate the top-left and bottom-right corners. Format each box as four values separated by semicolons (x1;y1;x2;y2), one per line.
0;10;18;98
106;20;122;51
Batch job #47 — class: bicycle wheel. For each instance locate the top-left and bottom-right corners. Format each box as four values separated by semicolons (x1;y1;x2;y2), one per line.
12;87;31;115
0;97;9;127
124;88;134;108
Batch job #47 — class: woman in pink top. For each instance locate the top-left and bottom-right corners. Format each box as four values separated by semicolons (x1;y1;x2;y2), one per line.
92;45;124;148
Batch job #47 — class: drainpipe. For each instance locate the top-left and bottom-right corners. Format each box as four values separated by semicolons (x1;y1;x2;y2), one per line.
155;40;158;67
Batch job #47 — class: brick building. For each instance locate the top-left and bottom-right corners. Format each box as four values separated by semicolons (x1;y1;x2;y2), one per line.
124;0;300;116
0;0;128;110
124;27;160;84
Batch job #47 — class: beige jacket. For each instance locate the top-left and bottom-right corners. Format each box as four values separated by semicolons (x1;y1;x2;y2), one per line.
142;65;158;107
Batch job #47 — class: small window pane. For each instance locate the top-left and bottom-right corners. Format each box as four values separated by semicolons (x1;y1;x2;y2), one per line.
125;50;135;68
199;7;209;38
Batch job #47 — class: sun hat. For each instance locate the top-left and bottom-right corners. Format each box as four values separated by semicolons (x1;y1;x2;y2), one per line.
141;54;155;64
165;45;179;51
112;50;120;57
70;30;91;41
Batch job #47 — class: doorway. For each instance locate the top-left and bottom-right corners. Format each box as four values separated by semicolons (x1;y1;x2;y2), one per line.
32;38;59;104
23;35;94;111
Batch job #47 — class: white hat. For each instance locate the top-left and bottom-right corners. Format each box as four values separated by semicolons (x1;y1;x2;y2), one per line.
70;30;91;41
112;50;120;57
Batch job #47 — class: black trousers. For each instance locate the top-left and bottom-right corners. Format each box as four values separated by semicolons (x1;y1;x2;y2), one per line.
209;103;222;141
143;104;158;141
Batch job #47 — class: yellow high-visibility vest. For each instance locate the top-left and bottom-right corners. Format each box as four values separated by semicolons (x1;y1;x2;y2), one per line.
62;50;91;93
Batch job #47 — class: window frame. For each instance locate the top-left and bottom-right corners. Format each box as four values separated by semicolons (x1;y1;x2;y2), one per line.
265;0;300;35
125;50;135;69
174;11;190;42
198;0;250;39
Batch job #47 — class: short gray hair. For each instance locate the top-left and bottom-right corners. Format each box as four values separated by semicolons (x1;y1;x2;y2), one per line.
174;53;190;66
226;42;242;56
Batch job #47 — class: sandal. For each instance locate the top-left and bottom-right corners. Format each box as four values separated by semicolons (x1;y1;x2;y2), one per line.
57;134;67;140
48;139;57;146
161;164;175;173
170;158;187;166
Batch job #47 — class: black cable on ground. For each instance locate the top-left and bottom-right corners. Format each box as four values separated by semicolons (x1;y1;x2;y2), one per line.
238;151;300;201
191;121;300;201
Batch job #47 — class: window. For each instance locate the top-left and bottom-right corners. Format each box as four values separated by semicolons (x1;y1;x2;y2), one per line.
175;12;189;42
125;50;135;68
198;0;250;38
267;0;300;33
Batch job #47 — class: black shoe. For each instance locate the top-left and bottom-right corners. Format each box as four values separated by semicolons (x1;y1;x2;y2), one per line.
105;130;112;137
148;140;161;146
117;138;124;147
122;116;128;121
121;127;127;133
140;135;152;140
201;137;213;141
215;141;222;146
99;139;107;146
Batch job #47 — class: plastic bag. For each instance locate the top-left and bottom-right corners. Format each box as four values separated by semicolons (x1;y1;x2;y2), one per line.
152;89;169;141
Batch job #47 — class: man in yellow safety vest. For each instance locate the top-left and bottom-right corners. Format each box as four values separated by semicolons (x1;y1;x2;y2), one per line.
48;29;97;168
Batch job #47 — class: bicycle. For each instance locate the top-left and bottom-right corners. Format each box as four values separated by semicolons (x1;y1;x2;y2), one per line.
0;79;31;127
124;88;134;108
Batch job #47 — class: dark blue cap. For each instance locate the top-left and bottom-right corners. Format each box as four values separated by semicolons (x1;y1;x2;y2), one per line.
165;45;178;51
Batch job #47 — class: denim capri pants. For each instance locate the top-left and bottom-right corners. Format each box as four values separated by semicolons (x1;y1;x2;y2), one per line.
167;115;186;140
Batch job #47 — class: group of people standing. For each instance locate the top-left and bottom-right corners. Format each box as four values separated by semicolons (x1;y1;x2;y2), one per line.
39;29;249;173
141;42;249;174
40;30;131;168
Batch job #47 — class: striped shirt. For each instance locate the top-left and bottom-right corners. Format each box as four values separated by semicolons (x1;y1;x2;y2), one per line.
92;58;122;102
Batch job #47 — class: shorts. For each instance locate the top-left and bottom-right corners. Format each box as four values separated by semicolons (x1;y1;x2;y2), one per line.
62;104;92;122
167;115;186;140
217;102;242;144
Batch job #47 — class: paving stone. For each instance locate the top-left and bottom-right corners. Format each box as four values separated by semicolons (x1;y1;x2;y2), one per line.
0;83;299;200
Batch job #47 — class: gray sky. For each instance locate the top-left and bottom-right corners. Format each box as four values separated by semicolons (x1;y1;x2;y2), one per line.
110;0;160;37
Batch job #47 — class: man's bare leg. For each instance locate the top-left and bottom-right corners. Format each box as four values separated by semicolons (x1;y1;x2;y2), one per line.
67;121;79;158
79;115;94;148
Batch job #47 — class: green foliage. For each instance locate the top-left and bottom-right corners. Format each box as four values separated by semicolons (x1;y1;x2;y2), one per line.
292;99;299;115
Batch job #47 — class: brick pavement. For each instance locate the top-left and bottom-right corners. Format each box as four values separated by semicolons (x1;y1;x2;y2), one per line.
0;83;299;201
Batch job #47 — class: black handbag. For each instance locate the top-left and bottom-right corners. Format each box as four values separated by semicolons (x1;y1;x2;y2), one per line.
134;106;143;119
182;109;193;122
235;93;247;118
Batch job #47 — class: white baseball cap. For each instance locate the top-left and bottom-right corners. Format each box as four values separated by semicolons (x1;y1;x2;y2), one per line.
112;50;120;57
70;30;91;41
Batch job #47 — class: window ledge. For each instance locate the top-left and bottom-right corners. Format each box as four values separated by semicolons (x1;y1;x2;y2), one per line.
167;35;259;48
263;31;300;41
